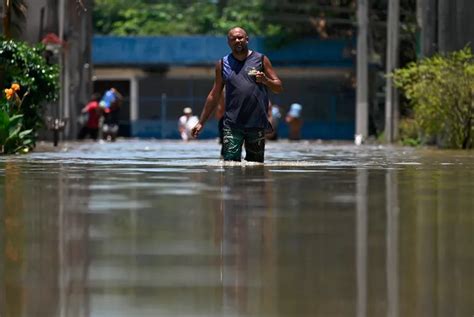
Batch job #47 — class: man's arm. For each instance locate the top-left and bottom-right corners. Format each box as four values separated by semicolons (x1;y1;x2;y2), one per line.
256;56;283;94
214;92;225;119
178;116;185;133
111;88;123;101
191;61;225;138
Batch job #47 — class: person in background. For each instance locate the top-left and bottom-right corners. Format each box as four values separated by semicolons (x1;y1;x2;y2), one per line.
191;26;283;162
77;93;102;141
178;107;199;141
286;103;303;140
266;102;281;141
100;87;123;142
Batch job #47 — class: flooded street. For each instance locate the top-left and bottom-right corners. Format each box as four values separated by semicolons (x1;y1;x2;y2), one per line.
0;140;473;317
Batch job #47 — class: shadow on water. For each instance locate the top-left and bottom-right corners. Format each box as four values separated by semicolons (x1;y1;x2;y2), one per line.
0;140;473;317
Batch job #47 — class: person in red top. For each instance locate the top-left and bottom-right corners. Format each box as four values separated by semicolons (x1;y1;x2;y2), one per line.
78;93;102;141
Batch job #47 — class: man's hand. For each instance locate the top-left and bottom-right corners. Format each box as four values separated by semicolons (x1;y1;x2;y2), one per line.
255;71;268;84
191;122;203;138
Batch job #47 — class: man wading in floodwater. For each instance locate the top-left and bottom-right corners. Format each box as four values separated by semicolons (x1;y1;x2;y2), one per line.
191;27;283;162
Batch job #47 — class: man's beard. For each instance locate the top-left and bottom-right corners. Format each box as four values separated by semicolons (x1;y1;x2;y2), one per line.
235;44;246;52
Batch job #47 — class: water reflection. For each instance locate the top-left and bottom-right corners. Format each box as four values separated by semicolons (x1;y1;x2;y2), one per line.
386;169;399;317
3;163;25;317
356;168;368;317
0;141;473;317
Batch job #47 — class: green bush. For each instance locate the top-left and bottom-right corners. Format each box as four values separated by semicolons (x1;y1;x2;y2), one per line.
392;47;474;149
0;38;59;154
398;118;421;146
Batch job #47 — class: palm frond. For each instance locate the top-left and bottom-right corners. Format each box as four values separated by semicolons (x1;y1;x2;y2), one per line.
11;0;28;22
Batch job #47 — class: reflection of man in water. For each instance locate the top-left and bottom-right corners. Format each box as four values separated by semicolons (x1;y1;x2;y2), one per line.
191;27;283;162
178;107;199;141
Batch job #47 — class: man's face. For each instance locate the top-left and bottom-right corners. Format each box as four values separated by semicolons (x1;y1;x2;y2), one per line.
227;29;248;53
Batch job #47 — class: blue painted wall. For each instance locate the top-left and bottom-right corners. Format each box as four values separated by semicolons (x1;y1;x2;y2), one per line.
93;35;354;67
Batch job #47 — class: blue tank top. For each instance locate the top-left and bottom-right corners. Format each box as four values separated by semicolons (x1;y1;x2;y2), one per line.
222;51;270;130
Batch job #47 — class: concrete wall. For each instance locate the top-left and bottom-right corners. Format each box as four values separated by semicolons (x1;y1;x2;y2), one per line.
20;0;94;140
437;0;474;53
418;0;474;56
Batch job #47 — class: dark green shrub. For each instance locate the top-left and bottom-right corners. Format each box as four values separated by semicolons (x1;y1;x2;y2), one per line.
0;37;59;154
392;47;474;149
398;118;421;146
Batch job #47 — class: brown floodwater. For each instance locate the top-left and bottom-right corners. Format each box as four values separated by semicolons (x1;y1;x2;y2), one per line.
0;140;473;317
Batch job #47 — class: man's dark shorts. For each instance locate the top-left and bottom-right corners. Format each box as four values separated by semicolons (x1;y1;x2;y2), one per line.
222;127;265;162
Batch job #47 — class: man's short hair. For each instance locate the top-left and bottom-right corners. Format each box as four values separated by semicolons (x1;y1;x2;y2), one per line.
227;27;248;38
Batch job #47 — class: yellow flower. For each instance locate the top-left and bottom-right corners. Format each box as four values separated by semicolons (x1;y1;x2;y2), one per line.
11;83;20;91
4;88;14;100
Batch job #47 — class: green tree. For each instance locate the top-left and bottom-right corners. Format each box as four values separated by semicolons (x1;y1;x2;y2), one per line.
392;47;474;149
93;0;142;35
93;0;283;36
93;0;417;65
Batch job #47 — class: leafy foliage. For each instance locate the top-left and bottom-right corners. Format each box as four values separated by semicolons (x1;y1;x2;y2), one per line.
0;83;33;153
93;0;283;36
0;110;33;154
93;0;416;46
398;118;421;146
0;38;59;154
392;47;474;149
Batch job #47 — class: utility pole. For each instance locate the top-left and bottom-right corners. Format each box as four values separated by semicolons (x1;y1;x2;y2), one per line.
385;0;400;143
58;0;65;121
355;0;369;144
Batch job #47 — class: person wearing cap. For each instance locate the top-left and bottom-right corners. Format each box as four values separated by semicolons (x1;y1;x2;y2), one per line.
285;103;303;140
100;87;123;142
178;107;199;141
191;26;282;162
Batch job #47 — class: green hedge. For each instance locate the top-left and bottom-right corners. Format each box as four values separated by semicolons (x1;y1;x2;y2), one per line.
393;47;474;149
0;38;59;154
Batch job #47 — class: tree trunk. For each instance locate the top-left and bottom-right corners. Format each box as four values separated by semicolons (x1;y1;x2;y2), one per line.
2;0;11;38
